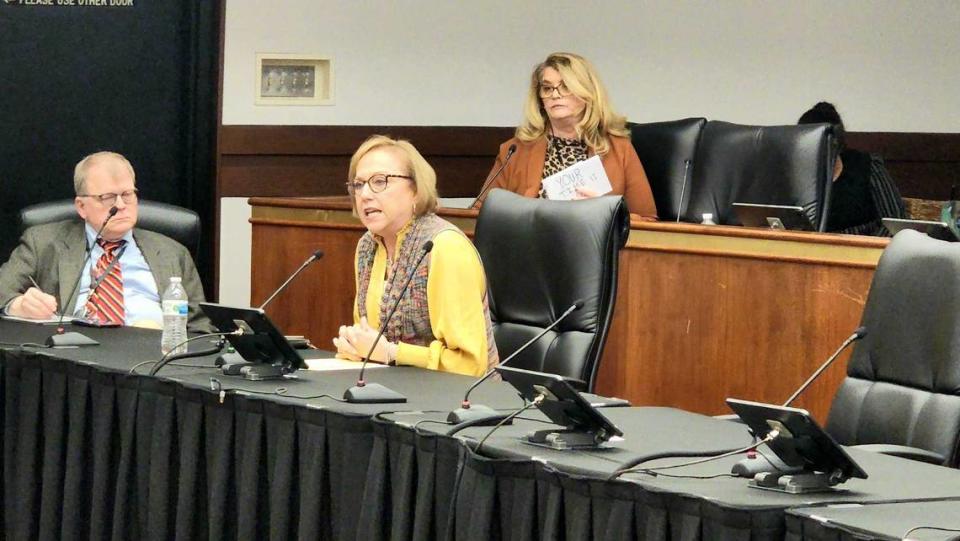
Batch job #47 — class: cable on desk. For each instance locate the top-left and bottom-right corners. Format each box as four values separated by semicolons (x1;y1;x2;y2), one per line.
609;431;779;480
413;418;453;433
902;525;960;540
135;332;234;376
207;377;346;404
473;394;544;454
0;341;50;349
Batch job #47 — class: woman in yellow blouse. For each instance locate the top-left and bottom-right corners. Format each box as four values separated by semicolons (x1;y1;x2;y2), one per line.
332;135;498;377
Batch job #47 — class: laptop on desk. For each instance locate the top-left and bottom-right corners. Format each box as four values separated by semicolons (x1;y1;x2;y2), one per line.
882;218;958;242
732;203;815;231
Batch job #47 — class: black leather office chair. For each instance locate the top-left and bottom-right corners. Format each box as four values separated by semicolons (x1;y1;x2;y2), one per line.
684;121;835;230
18;199;201;258
473;189;629;391
628;118;706;221
826;229;960;466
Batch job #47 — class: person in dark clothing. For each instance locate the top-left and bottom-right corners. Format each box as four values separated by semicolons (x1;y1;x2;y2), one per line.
799;102;907;236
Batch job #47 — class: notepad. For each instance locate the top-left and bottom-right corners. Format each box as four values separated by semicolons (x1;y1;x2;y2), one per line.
0;314;75;325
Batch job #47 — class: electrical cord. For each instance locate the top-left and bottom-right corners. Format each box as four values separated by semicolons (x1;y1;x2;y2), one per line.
902;525;960;540
609;430;780;480
0;341;50;349
473;394;544;454
207;378;346;403
141;332;237;376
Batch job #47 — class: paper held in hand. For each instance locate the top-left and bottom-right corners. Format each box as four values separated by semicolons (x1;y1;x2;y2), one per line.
541;156;612;201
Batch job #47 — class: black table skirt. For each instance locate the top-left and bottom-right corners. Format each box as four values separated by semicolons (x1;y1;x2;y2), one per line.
5;321;960;541
2;349;379;540
363;416;787;541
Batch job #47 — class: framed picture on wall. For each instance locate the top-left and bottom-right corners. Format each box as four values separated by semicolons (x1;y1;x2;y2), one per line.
255;54;334;105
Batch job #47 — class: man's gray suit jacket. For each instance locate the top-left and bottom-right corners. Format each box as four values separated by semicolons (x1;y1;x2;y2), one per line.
0;219;212;332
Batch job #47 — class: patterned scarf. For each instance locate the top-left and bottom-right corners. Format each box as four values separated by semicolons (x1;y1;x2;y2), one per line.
355;213;499;370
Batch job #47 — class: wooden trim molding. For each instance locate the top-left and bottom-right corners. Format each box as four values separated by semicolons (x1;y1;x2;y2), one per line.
220;126;960;202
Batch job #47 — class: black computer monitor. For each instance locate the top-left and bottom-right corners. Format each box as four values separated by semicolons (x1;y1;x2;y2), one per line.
496;366;623;449
726;398;867;493
200;302;305;379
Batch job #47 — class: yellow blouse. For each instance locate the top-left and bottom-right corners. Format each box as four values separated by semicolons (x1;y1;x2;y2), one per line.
354;228;490;377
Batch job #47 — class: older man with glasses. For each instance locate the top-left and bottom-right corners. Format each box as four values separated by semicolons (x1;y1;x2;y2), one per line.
0;151;210;331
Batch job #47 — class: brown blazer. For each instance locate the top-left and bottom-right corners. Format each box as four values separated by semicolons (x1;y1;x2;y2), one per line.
482;135;658;220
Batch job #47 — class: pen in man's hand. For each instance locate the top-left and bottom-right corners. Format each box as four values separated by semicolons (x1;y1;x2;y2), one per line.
28;276;41;290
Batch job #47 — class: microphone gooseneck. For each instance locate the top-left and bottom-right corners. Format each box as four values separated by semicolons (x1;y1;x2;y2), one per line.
45;206;121;347
55;207;119;333
257;248;324;311
781;326;867;408
676;159;691;223
472;144;517;207
343;240;435;404
445;301;582;426
462;301;581;406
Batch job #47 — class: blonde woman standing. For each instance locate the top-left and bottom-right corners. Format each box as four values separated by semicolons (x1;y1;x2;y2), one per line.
482;52;657;221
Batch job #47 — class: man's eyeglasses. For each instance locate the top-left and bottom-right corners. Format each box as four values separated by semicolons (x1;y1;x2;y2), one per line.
78;189;139;206
346;174;412;195
539;82;571;98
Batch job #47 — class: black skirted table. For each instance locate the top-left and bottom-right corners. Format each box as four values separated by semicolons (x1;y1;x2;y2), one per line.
785;500;960;541
0;320;520;540
373;410;960;541
4;320;960;540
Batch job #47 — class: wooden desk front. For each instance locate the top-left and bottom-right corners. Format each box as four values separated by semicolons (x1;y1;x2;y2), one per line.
249;196;886;419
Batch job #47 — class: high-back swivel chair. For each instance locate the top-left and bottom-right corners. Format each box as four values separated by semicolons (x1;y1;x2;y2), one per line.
684;121;835;230
18;199;201;259
473;189;629;391
628;117;706;221
826;229;960;466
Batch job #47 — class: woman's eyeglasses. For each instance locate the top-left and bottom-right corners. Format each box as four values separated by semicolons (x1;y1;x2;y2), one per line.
539;82;571;98
346;174;412;195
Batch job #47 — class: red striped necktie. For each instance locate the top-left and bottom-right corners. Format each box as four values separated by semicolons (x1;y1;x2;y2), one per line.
84;239;126;325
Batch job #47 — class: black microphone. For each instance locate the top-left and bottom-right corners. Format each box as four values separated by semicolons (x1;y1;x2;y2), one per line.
258;249;324;310
676;159;691;223
45;206;120;347
446;301;582;425
471;143;517;208
343;240;435;404
782;326;867;408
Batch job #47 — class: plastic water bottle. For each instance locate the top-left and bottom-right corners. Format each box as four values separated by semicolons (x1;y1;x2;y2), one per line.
161;277;189;355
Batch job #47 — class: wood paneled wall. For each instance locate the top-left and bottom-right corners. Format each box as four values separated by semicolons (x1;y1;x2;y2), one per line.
219;126;514;198
219;125;960;200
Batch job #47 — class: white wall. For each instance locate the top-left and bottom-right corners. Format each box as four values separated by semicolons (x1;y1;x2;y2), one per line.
219;0;960;302
223;0;960;131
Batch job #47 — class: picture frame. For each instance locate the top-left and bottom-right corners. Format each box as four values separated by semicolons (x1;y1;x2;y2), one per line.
255;53;333;106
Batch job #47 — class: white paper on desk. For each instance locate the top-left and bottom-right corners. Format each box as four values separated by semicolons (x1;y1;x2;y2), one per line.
305;357;389;371
540;156;612;201
0;314;75;325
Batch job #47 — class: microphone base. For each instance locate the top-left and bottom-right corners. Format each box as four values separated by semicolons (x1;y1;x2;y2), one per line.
343;383;407;404
45;332;100;347
447;404;509;425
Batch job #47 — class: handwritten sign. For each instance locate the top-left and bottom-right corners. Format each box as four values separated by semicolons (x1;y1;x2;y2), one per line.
541;156;612;201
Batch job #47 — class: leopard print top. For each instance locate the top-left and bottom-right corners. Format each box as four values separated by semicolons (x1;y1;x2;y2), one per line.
539;134;589;198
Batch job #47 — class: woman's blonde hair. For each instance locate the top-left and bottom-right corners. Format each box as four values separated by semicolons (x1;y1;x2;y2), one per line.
347;135;439;217
516;52;629;156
